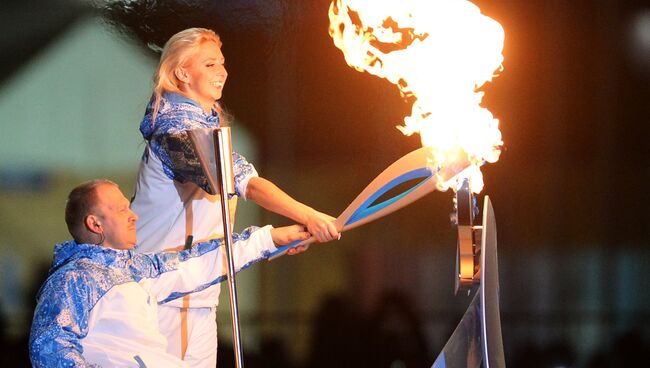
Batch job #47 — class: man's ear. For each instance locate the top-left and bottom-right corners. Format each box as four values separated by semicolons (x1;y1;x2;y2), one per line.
84;215;102;235
175;66;190;83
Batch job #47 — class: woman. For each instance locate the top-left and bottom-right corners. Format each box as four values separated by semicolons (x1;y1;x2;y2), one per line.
130;28;339;367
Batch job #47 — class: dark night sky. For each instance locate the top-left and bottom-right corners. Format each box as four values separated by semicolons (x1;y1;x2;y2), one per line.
214;0;650;250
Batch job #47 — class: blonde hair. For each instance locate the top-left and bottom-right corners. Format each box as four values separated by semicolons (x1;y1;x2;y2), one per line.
150;28;226;125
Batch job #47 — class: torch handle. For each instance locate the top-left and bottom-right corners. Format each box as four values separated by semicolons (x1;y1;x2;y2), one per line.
269;237;317;259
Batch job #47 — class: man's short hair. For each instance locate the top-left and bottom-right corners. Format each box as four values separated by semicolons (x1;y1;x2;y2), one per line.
65;179;117;242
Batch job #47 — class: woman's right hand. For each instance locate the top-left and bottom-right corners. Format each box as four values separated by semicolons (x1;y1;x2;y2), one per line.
304;211;340;243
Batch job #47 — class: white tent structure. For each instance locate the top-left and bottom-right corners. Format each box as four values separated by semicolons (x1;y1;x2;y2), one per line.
0;16;154;174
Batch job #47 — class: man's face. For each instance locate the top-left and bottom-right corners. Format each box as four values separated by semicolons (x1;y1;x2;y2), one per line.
93;184;138;250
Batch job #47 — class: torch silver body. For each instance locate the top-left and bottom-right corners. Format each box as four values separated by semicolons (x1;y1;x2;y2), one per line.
214;127;245;368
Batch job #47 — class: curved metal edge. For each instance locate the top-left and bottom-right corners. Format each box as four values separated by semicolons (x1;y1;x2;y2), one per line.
480;196;506;368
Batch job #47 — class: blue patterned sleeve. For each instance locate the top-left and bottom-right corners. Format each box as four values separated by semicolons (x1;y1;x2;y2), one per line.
233;151;258;198
29;272;97;368
128;238;222;279
153;226;273;305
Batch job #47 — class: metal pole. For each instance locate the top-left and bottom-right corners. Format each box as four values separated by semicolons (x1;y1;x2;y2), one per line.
214;127;245;368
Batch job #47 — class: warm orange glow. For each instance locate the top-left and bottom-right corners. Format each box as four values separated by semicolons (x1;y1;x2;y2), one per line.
329;0;504;192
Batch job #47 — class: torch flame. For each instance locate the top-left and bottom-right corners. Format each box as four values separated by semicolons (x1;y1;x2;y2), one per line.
329;0;504;193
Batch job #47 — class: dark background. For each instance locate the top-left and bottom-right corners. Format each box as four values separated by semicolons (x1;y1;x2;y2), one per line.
1;0;649;367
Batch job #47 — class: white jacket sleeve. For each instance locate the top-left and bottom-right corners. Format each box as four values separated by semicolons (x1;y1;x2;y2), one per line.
145;225;276;304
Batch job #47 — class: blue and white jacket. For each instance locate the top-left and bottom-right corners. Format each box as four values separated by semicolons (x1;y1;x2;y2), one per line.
130;92;258;308
29;227;276;367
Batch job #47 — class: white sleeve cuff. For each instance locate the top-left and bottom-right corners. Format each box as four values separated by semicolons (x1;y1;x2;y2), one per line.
237;167;259;200
255;224;277;252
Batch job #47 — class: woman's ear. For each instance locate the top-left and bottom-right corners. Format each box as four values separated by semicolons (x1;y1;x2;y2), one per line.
174;66;189;83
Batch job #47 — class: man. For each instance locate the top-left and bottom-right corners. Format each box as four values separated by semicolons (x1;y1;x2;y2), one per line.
29;179;309;367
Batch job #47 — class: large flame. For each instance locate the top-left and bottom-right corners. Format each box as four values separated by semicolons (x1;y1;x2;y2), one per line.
329;0;504;192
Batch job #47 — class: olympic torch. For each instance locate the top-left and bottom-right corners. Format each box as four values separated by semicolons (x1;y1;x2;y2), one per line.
270;146;473;258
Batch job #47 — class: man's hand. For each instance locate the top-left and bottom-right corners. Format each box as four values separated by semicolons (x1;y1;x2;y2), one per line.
305;211;340;243
270;225;311;255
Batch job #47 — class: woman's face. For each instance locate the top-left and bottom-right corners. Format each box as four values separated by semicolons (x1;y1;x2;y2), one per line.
178;40;228;113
